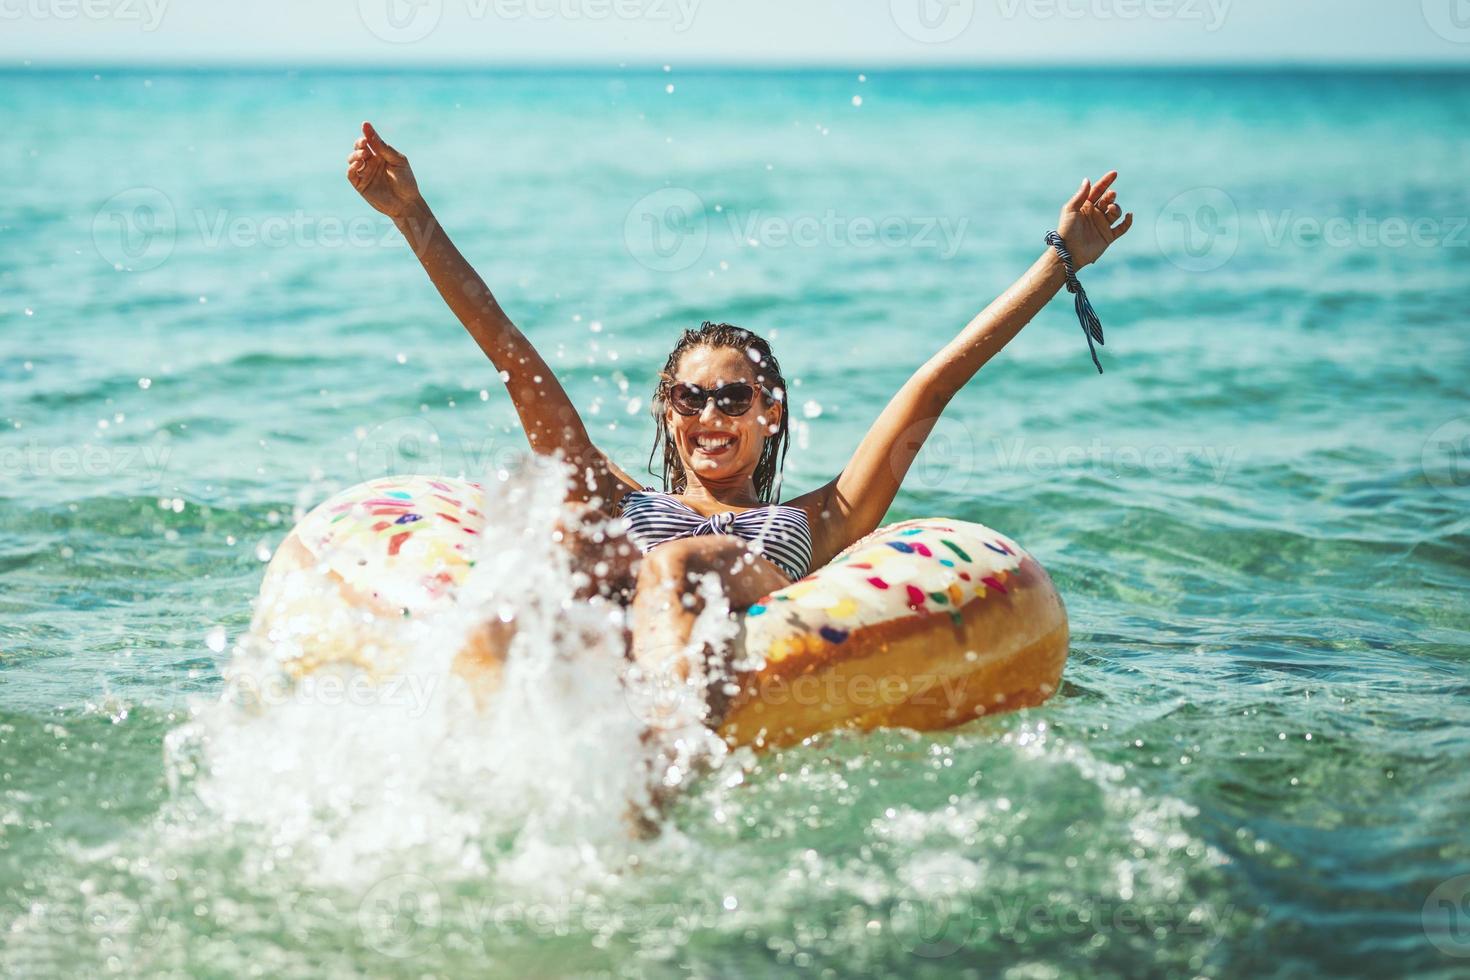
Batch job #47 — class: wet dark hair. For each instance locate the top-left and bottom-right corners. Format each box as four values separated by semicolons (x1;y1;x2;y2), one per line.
647;321;791;503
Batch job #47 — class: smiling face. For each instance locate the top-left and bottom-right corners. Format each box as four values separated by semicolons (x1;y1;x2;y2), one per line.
664;345;783;490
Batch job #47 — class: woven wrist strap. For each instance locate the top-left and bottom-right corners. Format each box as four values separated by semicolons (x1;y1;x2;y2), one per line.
1045;231;1105;374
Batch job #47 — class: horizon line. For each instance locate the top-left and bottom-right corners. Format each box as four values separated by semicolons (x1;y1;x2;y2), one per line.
5;58;1470;73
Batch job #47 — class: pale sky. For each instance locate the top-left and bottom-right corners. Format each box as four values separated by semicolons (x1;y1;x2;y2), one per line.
3;0;1470;66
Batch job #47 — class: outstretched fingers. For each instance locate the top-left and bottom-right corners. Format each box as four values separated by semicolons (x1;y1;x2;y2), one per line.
1111;212;1134;239
1088;170;1119;203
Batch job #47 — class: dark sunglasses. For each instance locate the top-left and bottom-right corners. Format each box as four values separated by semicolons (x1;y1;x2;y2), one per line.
667;381;766;417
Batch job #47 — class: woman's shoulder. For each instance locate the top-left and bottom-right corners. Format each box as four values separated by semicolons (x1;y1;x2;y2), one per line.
614;486;660;513
777;482;832;521
775;481;848;565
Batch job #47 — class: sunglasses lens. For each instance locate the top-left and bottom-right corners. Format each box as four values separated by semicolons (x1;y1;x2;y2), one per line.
716;383;755;416
669;382;758;416
669;383;704;415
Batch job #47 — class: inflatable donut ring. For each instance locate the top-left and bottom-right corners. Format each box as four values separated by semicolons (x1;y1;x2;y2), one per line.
251;477;1068;744
720;519;1068;748
251;476;489;680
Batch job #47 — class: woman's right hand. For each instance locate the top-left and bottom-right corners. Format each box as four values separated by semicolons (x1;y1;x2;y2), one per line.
347;121;422;220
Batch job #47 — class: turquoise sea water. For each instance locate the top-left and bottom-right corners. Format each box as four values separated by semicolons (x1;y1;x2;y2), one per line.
2;67;1469;977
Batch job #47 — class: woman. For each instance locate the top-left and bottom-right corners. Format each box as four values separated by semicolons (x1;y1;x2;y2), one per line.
344;121;1131;709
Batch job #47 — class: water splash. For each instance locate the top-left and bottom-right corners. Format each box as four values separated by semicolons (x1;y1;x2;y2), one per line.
161;456;724;891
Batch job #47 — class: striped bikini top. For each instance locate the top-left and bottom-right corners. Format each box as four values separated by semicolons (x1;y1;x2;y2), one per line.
617;488;814;582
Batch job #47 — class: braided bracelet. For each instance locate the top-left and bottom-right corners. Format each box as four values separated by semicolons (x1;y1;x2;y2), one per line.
1045;231;1106;374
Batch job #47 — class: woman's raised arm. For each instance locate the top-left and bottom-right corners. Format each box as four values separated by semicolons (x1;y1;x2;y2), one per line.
794;173;1133;565
347;121;640;511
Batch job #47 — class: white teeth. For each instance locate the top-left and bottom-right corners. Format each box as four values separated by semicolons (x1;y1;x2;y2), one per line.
695;434;735;450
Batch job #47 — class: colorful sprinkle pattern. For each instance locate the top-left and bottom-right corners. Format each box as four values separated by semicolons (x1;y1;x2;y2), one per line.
743;519;1029;665
292;480;1028;661
293;476;486;612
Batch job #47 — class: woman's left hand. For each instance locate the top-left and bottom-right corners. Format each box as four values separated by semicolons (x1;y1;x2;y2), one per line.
1056;170;1133;268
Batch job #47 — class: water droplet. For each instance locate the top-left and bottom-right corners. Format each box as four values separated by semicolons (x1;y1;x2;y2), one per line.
205;627;227;653
802;400;823;419
138;378;152;389
851;95;863;107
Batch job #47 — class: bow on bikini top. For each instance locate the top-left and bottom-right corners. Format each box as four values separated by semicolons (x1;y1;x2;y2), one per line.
616;488;813;582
